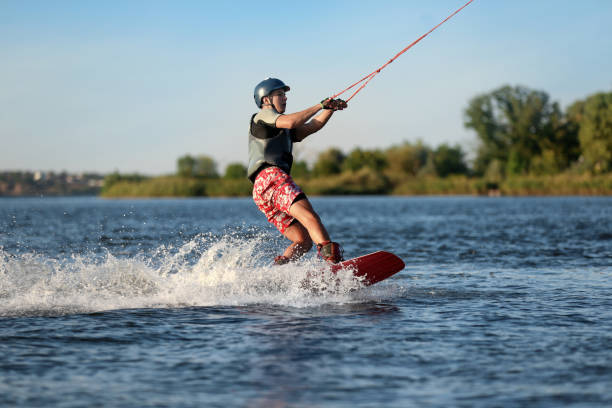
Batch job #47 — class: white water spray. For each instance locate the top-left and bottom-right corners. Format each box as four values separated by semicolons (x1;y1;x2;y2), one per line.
0;234;396;317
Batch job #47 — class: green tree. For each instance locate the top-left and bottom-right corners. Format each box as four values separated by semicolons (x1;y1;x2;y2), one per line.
193;155;219;178
573;92;612;173
177;154;219;178
530;101;581;175
464;85;569;176
224;163;247;179
312;148;345;177
291;160;310;179
432;144;468;177
177;155;196;177
385;142;430;176
343;148;387;172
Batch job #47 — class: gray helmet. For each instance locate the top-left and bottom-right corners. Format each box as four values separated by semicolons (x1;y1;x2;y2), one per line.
253;78;290;108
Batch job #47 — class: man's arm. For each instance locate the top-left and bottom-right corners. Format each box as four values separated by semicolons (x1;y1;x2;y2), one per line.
292;110;334;142
275;104;322;130
276;98;347;141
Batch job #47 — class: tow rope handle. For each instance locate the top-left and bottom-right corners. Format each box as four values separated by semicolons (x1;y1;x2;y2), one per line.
331;0;474;103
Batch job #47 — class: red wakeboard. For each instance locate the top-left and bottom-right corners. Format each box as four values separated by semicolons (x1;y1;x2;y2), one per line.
330;251;405;286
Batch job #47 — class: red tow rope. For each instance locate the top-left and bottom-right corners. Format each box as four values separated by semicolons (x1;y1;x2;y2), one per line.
332;0;474;102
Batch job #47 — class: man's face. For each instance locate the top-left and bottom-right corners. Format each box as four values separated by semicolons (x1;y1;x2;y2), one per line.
266;90;287;113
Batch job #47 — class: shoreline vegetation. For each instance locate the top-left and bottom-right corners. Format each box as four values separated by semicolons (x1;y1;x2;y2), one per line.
100;172;612;198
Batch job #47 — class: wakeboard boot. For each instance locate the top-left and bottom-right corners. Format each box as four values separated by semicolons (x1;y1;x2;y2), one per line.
316;241;344;264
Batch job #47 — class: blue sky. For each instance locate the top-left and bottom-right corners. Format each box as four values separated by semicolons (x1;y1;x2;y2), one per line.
1;0;611;175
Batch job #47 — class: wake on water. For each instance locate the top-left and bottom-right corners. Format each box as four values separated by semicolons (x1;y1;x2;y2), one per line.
0;234;401;317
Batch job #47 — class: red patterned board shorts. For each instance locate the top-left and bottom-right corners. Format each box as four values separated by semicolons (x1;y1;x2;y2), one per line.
252;167;303;234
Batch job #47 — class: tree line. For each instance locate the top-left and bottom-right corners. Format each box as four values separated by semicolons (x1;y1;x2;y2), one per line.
174;141;468;182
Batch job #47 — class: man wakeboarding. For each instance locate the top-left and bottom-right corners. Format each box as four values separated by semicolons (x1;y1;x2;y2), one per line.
248;78;347;265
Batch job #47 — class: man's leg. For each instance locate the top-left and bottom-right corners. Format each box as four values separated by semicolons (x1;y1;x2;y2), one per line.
281;221;313;260
288;197;344;263
288;198;330;245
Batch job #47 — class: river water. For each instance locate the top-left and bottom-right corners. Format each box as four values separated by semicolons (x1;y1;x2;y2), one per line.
1;196;611;407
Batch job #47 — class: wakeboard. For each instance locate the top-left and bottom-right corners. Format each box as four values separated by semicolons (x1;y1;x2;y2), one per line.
329;250;405;286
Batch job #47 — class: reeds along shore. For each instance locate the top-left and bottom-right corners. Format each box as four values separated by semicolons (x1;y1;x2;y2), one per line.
100;171;612;198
